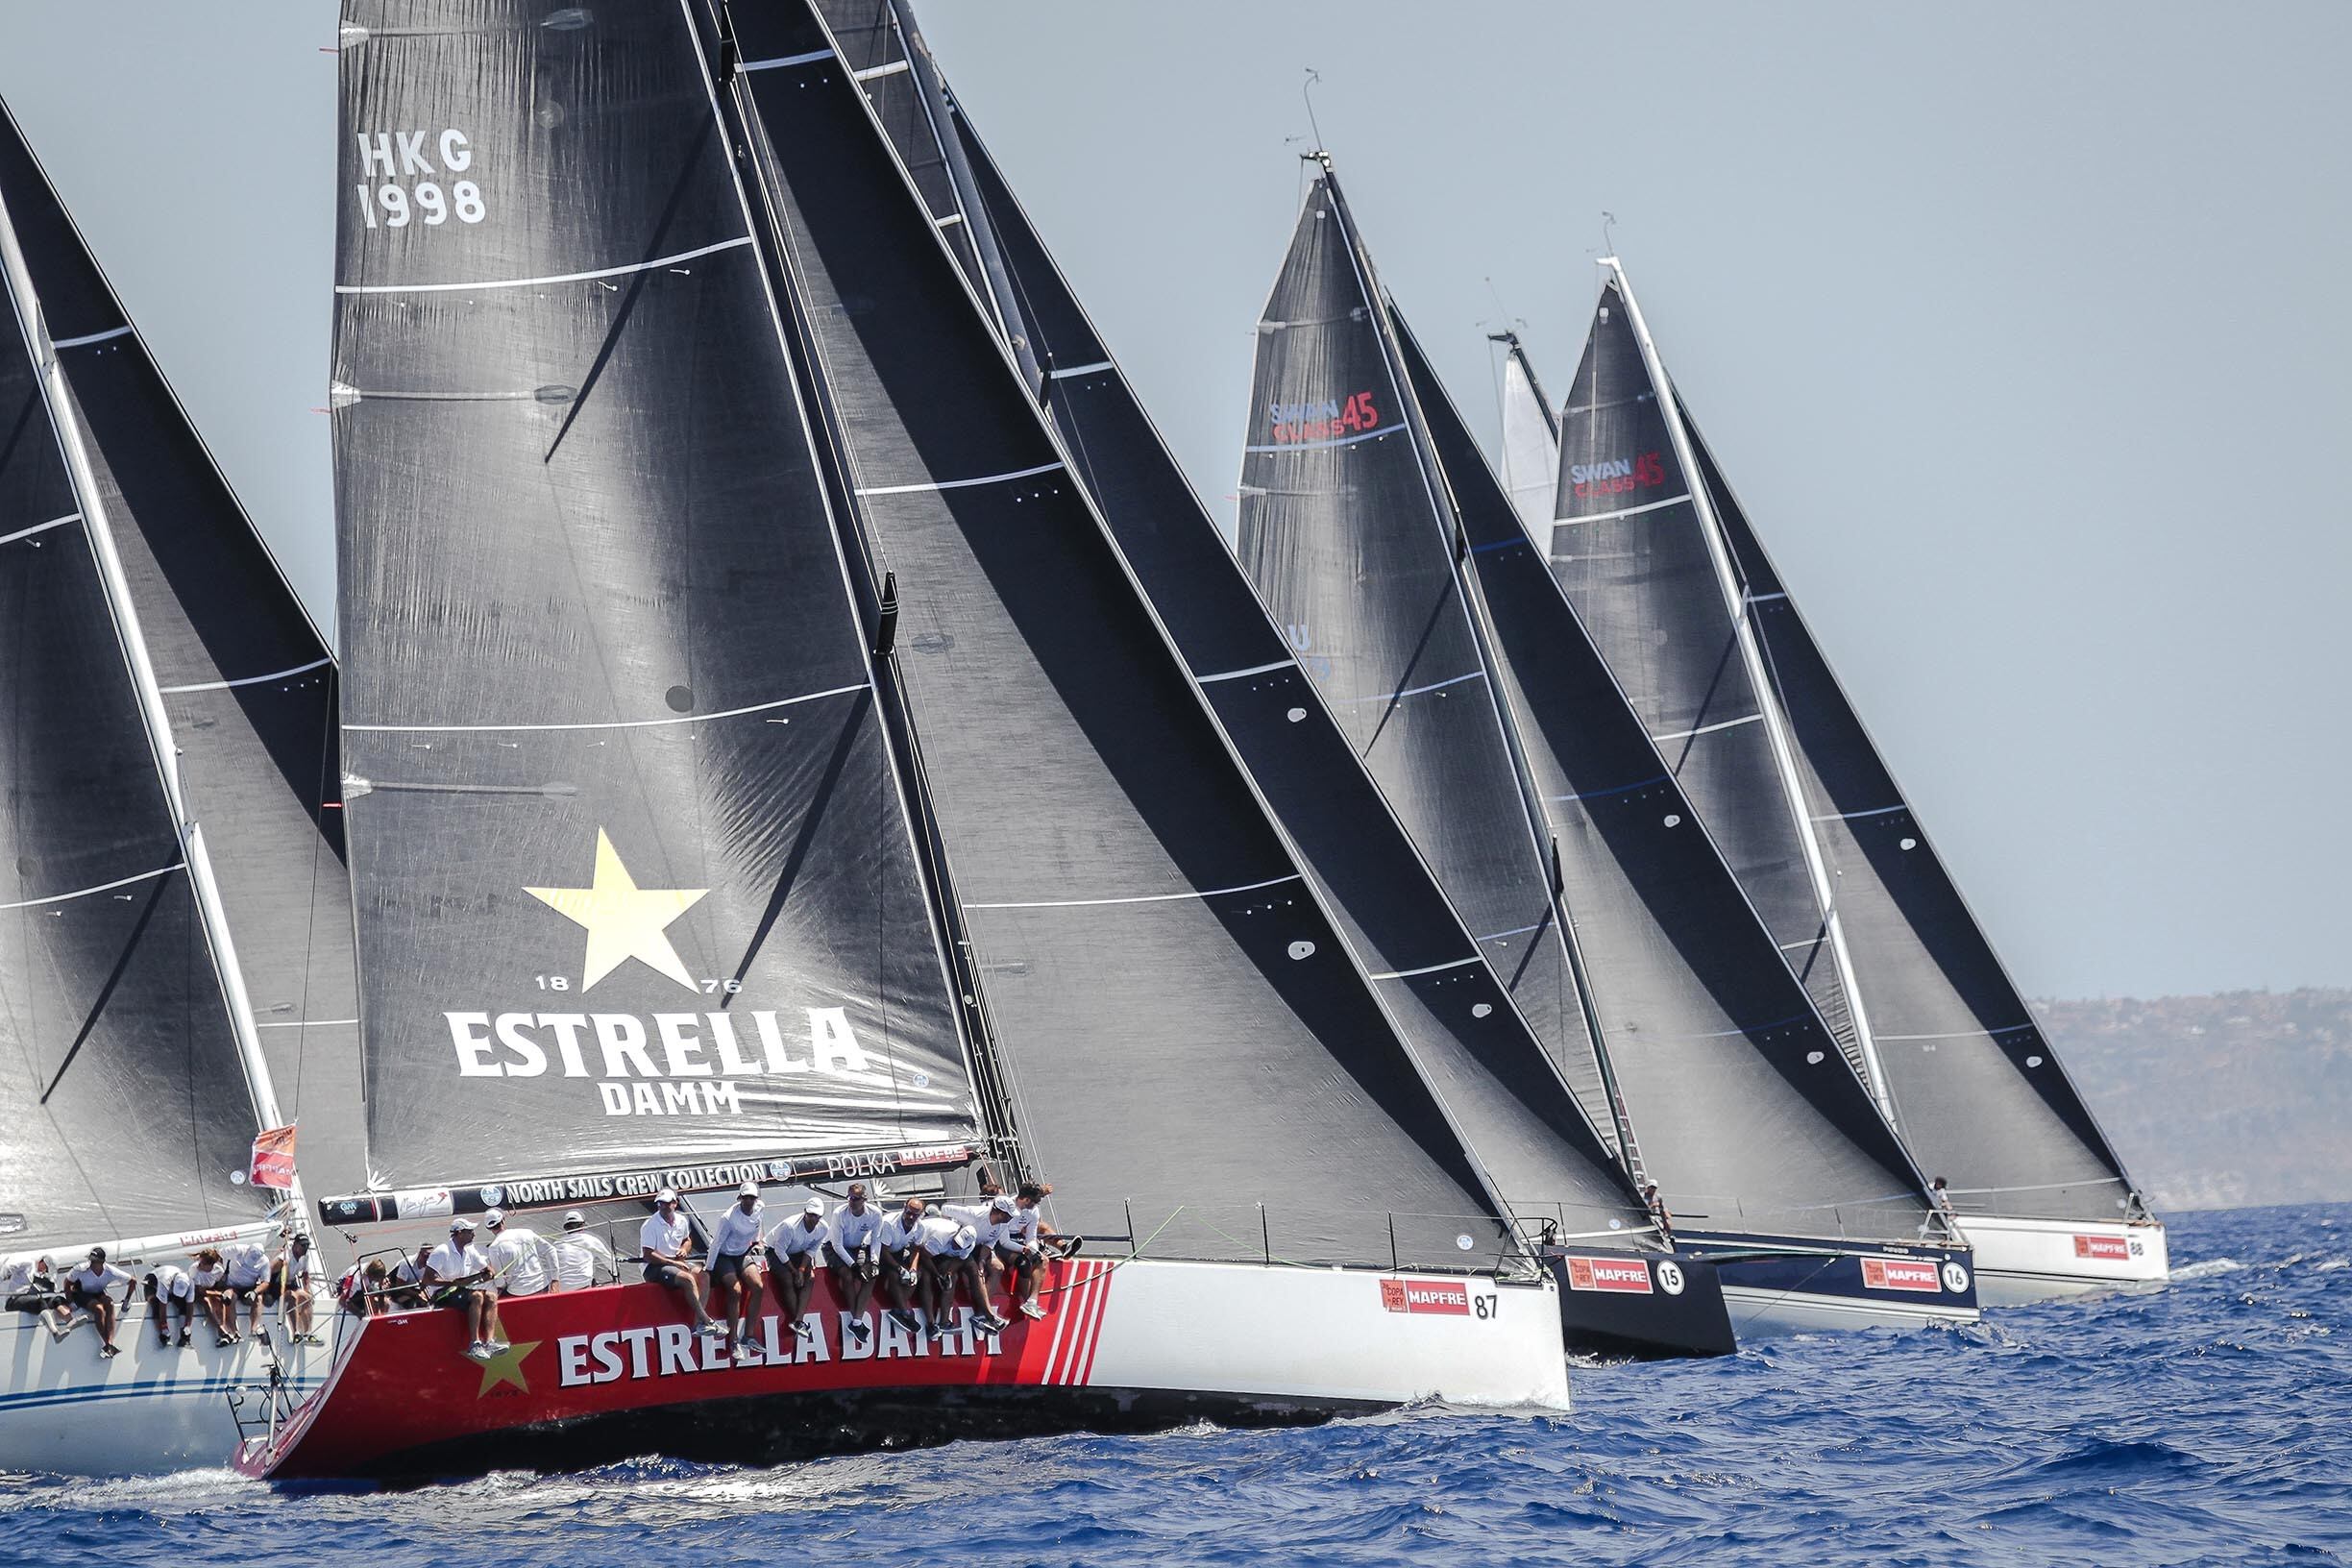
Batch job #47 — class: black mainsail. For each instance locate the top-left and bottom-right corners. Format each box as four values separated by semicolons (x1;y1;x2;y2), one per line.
1395;309;1938;1244
331;0;978;1204
1682;412;2139;1219
727;2;1507;1267
931;99;1644;1238
1233;172;1620;1153
0;105;363;1202
0;163;274;1253
1547;272;1870;1083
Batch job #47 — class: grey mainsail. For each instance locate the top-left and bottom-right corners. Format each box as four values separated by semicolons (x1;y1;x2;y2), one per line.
726;1;1510;1267
1233;172;1619;1150
1493;331;1559;539
1683;412;2140;1219
0;161;272;1253
1397;307;1938;1243
0;104;362;1202
331;0;978;1196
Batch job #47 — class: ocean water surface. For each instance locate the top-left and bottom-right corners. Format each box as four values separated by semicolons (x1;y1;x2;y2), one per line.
5;1203;2343;1566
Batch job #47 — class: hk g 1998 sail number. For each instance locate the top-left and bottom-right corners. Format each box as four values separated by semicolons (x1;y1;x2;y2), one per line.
354;129;485;229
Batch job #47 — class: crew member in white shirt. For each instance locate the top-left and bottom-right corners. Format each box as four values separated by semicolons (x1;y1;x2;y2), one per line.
2;1255;70;1336
766;1198;830;1341
222;1237;272;1338
276;1231;331;1345
553;1212;615;1292
640;1189;723;1338
707;1185;768;1355
875;1196;930;1335
825;1184;883;1346
142;1262;198;1349
1003;1181;1059;1321
484;1210;559;1303
387;1242;433;1310
919;1221;1005;1339
189;1247;237;1344
63;1247;136;1357
424;1216;503;1361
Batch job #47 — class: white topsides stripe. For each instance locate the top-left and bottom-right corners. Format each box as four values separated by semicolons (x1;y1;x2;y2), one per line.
1;863;183;912
965;873;1303;912
346;681;866;734
335;236;754;296
0;514;79;547
1551;493;1692;529
159;656;332;695
855;460;1064;498
1650;713;1763;744
52;325;133;349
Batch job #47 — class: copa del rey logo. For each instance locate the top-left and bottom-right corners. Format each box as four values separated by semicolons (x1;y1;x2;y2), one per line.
447;828;878;1117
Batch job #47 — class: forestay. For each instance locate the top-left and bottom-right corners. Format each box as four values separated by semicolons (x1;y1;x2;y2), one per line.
0;106;363;1203
1235;173;1617;1148
0;171;269;1254
332;0;976;1192
1398;311;1937;1244
728;2;1506;1268
1682;414;2137;1220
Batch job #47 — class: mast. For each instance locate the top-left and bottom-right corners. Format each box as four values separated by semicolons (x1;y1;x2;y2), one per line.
0;185;290;1164
1600;257;1895;1120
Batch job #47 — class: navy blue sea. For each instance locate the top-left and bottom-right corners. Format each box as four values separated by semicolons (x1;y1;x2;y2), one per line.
6;1203;2344;1566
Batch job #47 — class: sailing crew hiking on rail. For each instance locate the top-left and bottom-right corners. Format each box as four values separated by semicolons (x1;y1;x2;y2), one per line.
427;1217;506;1361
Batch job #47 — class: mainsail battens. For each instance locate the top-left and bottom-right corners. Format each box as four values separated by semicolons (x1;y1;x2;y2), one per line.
1549;493;1692;529
156;656;334;695
0;862;186;912
332;0;977;1191
962;873;1305;911
0;511;77;544
851;460;1065;496
343;683;869;733
332;234;757;295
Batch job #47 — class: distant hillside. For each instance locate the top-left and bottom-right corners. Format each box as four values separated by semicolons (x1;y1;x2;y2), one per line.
2038;988;2352;1212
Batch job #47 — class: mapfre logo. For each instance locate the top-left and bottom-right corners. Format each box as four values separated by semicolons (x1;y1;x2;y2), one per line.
1379;1278;1470;1315
2073;1235;2132;1262
444;827;888;1118
1563;1256;1654;1295
1860;1257;1943;1293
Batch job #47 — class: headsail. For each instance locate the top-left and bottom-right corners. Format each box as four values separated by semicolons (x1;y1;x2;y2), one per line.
1548;275;1867;1075
1397;310;1937;1243
1234;172;1618;1149
0;105;362;1202
1493;331;1558;540
1683;414;2137;1219
940;109;1643;1236
727;2;1507;1267
331;0;977;1197
0;169;270;1253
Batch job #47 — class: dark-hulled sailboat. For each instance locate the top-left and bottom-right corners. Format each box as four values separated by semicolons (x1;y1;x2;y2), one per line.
1238;162;1977;1335
238;0;1561;1482
1524;262;2164;1300
809;0;1733;1359
0;103;349;1474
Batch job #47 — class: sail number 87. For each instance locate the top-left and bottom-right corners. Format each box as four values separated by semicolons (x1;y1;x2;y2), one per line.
357;181;485;229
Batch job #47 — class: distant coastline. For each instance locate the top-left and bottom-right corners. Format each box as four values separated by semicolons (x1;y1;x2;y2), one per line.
2044;988;2352;1212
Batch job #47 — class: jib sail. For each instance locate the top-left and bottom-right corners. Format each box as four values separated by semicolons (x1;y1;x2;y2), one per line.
725;1;1508;1267
331;0;978;1198
0;104;363;1203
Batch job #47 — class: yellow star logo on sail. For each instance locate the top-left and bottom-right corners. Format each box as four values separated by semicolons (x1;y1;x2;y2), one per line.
473;1338;541;1396
526;829;707;992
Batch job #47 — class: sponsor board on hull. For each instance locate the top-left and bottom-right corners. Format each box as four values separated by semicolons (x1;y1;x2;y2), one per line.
1859;1257;1943;1293
1562;1256;1654;1295
2073;1234;2132;1262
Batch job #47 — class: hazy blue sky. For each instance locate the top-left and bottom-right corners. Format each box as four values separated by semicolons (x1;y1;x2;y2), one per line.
3;4;2345;1000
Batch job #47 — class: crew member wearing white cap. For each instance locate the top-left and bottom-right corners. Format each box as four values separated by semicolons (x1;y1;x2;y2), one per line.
708;1185;768;1356
484;1210;559;1302
825;1184;882;1346
552;1212;614;1292
424;1216;503;1361
765;1197;830;1340
63;1248;136;1357
640;1189;723;1338
919;1219;1006;1340
874;1197;930;1335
